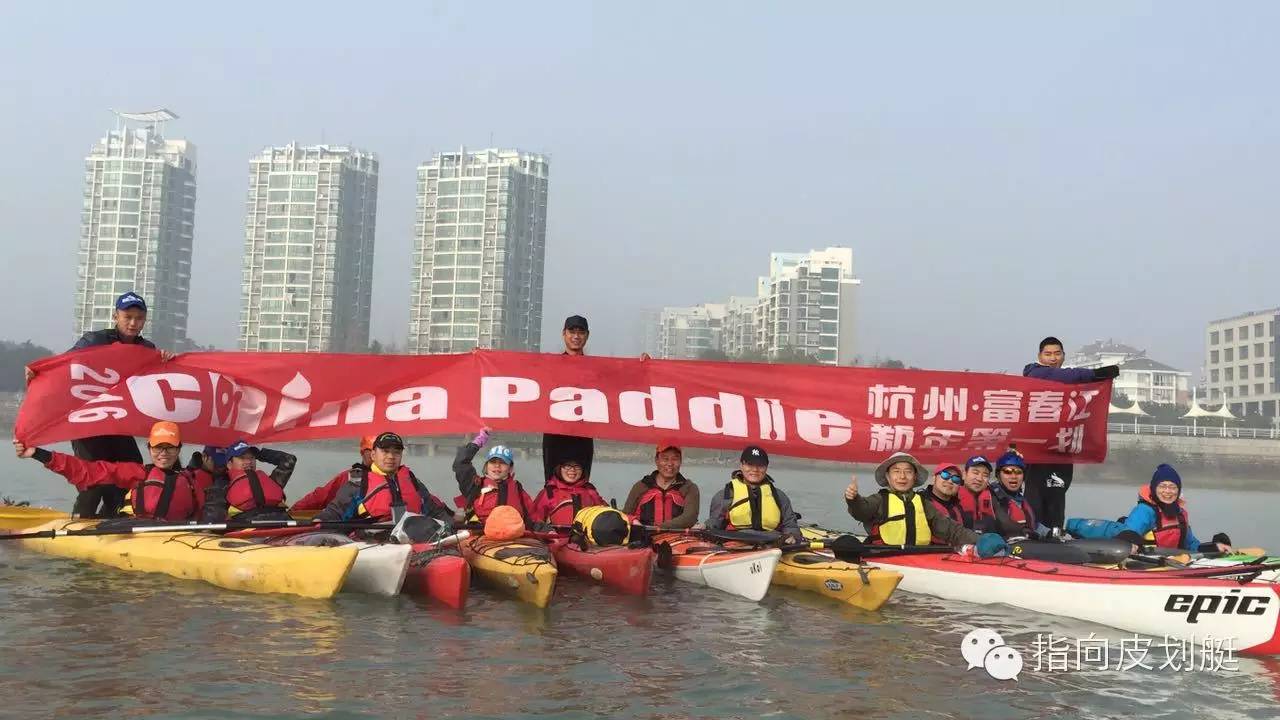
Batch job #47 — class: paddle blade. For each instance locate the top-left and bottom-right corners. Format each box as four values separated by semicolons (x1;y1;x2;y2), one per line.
1067;538;1132;564
1008;541;1091;564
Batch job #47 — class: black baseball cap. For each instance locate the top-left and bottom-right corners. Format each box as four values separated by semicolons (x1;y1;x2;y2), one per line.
740;445;769;466
564;315;589;331
372;432;405;450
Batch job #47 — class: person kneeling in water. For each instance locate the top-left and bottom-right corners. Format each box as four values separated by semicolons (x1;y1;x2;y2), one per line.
316;432;454;525
202;440;296;522
705;446;803;543
531;457;606;527
453;428;535;523
845;452;979;547
1114;464;1232;555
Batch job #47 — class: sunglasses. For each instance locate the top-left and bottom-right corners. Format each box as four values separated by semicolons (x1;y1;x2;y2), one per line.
937;470;962;483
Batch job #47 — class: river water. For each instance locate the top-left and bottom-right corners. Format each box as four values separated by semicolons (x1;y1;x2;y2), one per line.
2;443;1278;719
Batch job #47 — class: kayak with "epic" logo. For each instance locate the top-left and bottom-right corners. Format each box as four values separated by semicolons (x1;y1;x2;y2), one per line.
1165;590;1271;624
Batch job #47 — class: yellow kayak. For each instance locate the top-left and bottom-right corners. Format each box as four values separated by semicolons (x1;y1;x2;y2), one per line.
772;550;903;611
0;506;69;531
460;535;557;608
18;520;357;599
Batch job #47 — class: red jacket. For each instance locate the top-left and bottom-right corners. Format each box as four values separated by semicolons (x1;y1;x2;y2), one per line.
290;466;360;513
530;477;606;525
46;451;154;491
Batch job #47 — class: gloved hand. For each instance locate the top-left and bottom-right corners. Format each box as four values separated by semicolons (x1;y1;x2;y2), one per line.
1093;365;1120;380
472;428;490;447
529;521;555;533
1049;527;1073;543
977;533;1009;558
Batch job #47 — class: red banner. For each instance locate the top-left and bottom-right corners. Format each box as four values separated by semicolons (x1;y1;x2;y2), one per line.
15;346;1111;464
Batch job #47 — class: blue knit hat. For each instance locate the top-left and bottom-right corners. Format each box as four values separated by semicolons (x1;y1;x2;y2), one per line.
1150;464;1182;496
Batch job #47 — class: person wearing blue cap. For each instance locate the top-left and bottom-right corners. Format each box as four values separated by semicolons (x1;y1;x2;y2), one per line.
453;428;534;523
956;455;996;531
1113;464;1233;554
201;440;297;522
35;291;174;518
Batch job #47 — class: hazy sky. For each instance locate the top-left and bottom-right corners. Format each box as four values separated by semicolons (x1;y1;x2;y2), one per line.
2;2;1276;377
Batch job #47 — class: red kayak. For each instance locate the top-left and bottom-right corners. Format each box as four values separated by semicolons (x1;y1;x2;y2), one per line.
404;546;470;609
549;537;654;596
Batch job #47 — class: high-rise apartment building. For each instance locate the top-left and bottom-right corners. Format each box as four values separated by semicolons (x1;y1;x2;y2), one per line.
656;303;727;359
758;247;859;365
238;144;378;352
76;110;195;348
408;148;549;353
1204;308;1279;416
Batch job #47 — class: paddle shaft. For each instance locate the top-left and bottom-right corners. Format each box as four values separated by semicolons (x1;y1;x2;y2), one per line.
2;519;396;541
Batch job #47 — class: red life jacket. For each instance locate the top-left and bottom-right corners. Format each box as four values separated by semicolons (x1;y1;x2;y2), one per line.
918;488;964;544
457;473;529;522
538;476;605;526
357;466;432;522
128;465;199;521
990;483;1036;532
632;474;688;526
957;486;995;529
190;467;216;500
225;468;287;516
1136;485;1189;549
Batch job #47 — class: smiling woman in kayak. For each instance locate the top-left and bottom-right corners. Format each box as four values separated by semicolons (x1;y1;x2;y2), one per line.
453;428;535;523
1114;464;1233;555
315;432;454;524
531;458;606;526
13;421;202;522
845;451;979;547
705;446;803;542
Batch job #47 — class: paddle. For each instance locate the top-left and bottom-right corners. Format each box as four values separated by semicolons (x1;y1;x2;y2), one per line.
1065;538;1134;564
1;519;398;541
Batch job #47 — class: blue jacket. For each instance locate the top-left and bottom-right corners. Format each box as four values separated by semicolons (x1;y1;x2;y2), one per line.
1023;363;1096;383
1120;502;1201;551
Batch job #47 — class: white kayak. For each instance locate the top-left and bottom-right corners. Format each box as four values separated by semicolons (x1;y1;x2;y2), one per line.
654;532;781;602
863;551;1280;655
264;532;411;597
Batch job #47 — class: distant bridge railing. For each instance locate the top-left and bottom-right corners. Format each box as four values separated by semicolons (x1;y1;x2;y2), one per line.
1107;423;1280;440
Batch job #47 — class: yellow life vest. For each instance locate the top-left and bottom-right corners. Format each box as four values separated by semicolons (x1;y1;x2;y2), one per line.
872;490;931;545
724;477;782;531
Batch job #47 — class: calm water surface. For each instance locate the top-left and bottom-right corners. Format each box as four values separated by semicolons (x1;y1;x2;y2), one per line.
2;443;1278;719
